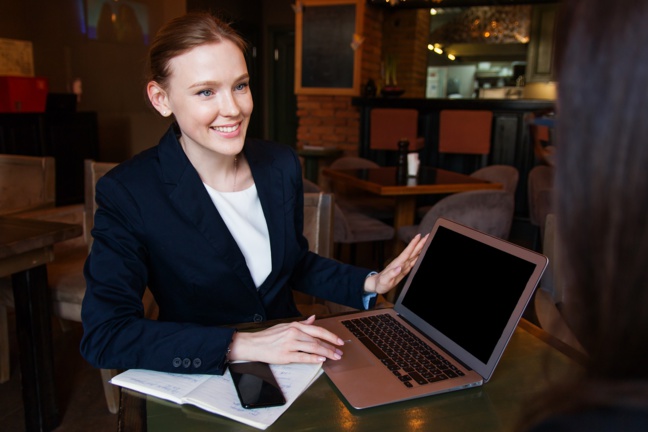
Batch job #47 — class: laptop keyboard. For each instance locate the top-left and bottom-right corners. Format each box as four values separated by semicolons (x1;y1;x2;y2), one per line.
342;314;465;388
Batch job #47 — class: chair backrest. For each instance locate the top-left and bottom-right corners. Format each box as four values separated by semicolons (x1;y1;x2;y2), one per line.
0;154;55;215
527;165;554;228
329;156;379;170
370;108;423;150
471;165;519;196
84;160;118;248
302;192;334;259
438;110;493;155
417;190;514;240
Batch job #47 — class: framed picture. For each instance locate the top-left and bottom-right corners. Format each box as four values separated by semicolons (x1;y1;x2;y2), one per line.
295;0;364;96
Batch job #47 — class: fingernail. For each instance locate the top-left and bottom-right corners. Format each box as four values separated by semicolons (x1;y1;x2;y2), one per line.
333;353;342;360
335;348;343;356
318;356;326;362
337;338;344;345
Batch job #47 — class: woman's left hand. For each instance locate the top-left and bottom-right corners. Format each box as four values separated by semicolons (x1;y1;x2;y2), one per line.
363;233;429;295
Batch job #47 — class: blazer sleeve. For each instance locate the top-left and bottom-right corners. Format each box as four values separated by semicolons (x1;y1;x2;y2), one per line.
282;148;375;310
81;175;235;375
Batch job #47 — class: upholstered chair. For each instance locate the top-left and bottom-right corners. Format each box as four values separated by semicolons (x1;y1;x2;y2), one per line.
399;190;514;244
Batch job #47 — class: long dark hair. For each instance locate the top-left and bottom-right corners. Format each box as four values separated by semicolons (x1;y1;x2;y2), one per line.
520;0;648;427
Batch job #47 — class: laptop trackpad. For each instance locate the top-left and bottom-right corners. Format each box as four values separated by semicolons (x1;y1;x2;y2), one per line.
324;339;375;372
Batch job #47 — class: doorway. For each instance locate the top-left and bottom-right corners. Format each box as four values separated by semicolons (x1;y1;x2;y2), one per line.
268;27;297;148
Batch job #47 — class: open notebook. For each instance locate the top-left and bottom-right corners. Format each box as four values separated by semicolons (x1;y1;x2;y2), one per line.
316;217;548;409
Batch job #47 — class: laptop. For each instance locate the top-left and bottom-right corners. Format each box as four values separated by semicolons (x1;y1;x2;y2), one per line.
316;217;548;409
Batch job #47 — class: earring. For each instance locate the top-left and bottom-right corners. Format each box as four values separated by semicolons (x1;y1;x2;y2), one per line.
162;111;167;116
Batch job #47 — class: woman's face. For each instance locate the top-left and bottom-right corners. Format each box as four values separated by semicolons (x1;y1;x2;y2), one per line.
163;40;253;158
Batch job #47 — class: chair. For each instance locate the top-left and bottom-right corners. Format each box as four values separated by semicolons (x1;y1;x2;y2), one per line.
416;165;518;219
293;192;335;317
528;112;556;167
369;108;425;151
470;165;519;196
0;154;56;215
437;110;493;173
325;156;395;220
527;165;554;249
0;159;145;414
398;190;514;244
304;179;394;269
533;214;585;353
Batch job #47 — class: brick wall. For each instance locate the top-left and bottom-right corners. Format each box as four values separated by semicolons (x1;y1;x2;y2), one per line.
295;6;429;153
296;5;383;155
381;9;430;98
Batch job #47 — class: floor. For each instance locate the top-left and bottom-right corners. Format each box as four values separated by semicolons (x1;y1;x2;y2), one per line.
0;217;539;432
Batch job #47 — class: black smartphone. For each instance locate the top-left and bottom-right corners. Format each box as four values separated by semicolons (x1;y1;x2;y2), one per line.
229;362;286;409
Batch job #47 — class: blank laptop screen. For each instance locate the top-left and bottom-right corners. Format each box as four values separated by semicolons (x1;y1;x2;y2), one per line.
400;226;537;364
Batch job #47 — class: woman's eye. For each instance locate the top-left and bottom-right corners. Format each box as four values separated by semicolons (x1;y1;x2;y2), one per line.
198;89;213;97
235;82;249;91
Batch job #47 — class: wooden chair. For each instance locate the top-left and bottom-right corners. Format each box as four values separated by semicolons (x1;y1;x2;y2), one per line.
293;192;335;317
0;154;56;215
437;110;493;173
304;178;394;270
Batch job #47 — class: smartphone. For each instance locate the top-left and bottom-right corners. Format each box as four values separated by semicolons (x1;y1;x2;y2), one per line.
229;362;286;409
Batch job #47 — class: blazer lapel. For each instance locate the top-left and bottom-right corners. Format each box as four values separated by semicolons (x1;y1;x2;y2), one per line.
245;141;286;292
157;127;257;290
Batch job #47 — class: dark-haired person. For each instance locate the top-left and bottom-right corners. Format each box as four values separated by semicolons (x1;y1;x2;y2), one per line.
80;12;427;375
520;1;648;430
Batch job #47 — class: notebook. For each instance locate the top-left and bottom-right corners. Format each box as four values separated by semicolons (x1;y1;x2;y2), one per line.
316;217;548;409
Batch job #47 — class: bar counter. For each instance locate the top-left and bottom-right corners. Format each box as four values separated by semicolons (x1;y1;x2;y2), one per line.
353;97;555;215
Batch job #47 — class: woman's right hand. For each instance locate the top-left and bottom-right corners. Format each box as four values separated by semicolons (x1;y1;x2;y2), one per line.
227;315;345;364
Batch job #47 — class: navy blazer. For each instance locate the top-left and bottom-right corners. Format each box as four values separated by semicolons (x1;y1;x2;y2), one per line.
81;125;371;374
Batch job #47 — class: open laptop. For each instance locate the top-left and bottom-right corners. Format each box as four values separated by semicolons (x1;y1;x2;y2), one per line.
316;217;548;409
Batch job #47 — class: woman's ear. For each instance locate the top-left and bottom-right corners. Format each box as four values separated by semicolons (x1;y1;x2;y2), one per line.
147;81;172;117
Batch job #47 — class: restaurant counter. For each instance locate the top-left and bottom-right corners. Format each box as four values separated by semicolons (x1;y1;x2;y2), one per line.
353;97;555;216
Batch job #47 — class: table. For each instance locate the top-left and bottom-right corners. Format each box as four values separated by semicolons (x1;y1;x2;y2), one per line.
322;166;503;241
297;147;343;183
118;318;585;432
0;217;83;432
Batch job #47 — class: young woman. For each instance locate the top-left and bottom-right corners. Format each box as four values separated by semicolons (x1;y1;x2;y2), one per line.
520;0;648;430
80;12;427;375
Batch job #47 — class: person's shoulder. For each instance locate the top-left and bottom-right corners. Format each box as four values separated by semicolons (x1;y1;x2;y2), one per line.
103;146;160;182
527;407;648;432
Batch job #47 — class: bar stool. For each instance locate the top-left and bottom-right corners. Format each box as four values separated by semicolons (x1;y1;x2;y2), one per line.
437;110;493;173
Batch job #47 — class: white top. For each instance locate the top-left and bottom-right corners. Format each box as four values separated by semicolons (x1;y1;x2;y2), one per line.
204;183;271;288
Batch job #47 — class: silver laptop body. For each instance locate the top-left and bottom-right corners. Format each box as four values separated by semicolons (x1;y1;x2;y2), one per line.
316;218;548;409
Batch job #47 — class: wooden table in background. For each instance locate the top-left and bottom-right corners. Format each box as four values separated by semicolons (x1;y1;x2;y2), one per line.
0;217;83;432
322;166;503;247
117;318;585;432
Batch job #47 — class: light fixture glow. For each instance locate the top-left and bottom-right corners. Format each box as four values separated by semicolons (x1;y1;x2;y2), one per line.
447;54;456;61
434;47;443;55
430;8;437;15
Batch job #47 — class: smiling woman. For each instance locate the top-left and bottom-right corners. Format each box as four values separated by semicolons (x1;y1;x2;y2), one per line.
79;11;429;378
